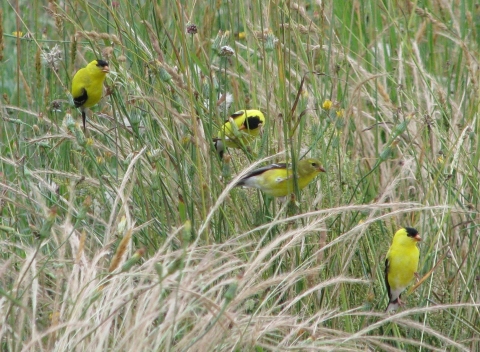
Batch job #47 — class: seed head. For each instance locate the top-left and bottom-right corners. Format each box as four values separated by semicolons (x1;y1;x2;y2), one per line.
186;23;198;35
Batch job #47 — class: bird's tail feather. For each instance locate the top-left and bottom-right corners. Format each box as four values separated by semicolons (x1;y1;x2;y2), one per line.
386;299;399;313
214;140;225;159
82;111;86;131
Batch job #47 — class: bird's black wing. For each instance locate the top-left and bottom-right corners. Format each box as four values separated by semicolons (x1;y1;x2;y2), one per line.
222;110;245;123
385;257;391;301
229;110;246;120
237;163;288;186
73;88;88;108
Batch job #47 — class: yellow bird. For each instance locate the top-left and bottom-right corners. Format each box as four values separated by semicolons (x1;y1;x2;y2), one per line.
236;158;325;197
385;227;422;312
71;59;110;130
215;109;265;156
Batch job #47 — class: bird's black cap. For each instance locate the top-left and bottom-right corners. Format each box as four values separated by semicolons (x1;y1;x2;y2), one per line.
96;59;109;67
243;115;263;130
405;227;419;237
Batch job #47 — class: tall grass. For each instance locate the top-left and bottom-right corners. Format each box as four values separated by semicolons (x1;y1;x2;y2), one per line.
0;0;479;351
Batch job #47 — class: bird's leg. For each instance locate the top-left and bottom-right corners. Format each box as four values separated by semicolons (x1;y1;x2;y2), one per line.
414;272;421;280
286;193;299;212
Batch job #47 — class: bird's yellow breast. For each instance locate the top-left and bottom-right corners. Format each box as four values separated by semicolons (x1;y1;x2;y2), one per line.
71;65;108;108
256;169;292;197
386;245;419;290
254;169;318;197
218;110;264;148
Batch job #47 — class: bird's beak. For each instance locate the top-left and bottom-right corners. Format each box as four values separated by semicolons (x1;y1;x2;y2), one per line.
102;65;110;73
317;166;326;173
414;234;422;241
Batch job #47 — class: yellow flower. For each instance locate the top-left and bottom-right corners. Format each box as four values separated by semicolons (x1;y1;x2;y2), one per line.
236;32;247;40
181;136;191;145
322;99;333;110
12;31;23;37
336;109;344;117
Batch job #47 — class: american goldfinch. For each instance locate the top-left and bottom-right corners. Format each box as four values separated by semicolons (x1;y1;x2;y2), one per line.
385;227;422;312
236;158;325;197
215;109;265;156
71;59;110;130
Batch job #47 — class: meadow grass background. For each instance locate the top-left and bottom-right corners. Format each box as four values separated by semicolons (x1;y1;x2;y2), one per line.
1;0;479;351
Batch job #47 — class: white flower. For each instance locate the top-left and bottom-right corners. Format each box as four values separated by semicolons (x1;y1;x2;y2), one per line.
41;44;62;71
219;45;235;57
204;92;234;115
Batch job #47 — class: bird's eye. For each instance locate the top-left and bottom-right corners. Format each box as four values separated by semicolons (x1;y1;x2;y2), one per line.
311;163;317;166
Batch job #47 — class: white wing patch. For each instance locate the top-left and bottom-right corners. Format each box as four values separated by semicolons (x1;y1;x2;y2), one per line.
274;173;294;183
